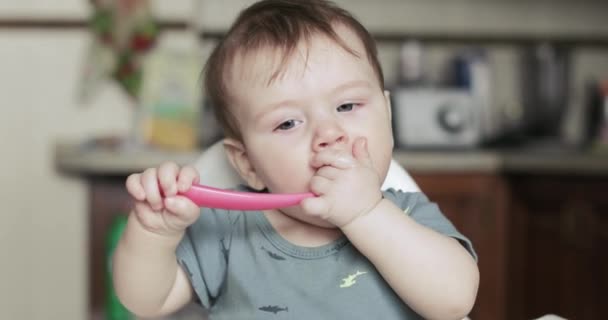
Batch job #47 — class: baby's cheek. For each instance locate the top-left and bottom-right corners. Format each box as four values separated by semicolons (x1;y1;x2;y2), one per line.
370;145;392;177
265;165;311;193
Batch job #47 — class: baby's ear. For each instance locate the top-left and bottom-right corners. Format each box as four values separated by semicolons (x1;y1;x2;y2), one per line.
384;90;392;120
223;138;266;191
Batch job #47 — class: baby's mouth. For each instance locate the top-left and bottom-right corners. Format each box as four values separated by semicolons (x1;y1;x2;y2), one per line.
311;164;330;175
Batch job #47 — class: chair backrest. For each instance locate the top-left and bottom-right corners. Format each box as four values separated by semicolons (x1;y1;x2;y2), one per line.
194;141;420;192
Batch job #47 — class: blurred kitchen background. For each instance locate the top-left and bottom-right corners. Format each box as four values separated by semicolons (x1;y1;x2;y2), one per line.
2;0;608;319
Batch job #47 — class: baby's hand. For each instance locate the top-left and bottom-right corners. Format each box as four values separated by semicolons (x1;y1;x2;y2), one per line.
301;138;383;227
125;162;201;237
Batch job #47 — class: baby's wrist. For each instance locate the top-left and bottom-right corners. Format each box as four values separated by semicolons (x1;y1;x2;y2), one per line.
130;213;185;246
339;193;384;229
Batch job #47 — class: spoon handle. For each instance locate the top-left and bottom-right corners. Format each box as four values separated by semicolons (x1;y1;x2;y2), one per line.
180;184;314;210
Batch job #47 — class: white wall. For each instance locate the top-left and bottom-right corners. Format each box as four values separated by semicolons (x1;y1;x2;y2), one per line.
0;29;204;320
0;25;207;319
0;0;198;317
0;29;131;319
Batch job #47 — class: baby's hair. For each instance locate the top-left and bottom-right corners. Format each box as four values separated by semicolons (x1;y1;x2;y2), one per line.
204;0;384;141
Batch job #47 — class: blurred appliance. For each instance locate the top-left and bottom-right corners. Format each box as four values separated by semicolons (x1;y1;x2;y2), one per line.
391;88;482;148
398;40;425;86
520;44;570;138
450;49;497;140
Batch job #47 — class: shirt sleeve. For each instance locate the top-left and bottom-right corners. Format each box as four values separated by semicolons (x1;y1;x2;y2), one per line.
382;188;478;261
175;208;232;309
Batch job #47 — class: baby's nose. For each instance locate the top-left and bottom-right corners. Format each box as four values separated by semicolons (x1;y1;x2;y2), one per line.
312;123;349;152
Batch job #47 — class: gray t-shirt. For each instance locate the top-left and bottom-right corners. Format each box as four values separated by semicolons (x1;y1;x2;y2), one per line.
176;188;477;319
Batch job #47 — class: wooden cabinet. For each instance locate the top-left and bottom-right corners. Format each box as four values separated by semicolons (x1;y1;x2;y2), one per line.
508;174;608;320
88;176;134;318
412;173;510;320
412;172;608;320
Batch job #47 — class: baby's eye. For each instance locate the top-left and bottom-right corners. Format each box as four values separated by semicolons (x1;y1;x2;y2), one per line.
275;119;300;131
337;103;356;112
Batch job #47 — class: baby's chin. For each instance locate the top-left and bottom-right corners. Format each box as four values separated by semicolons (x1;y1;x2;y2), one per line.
302;217;337;229
281;206;338;229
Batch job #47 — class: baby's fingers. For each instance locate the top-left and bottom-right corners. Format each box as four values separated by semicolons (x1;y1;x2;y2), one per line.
158;162;180;197
316;166;340;180
301;197;330;219
141;167;163;211
310;175;331;196
177;166;200;193
126;173;145;201
164;196;200;226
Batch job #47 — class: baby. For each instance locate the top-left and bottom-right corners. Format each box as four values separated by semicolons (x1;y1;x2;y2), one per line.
113;0;479;319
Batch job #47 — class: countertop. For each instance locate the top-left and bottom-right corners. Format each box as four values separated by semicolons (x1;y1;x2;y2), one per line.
55;141;608;176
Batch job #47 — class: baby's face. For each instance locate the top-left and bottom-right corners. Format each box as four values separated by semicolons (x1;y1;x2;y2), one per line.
226;25;393;226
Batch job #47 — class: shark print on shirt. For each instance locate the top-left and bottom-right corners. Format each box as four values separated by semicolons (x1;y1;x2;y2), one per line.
258;305;289;314
403;206;411;215
261;246;286;260
339;270;367;288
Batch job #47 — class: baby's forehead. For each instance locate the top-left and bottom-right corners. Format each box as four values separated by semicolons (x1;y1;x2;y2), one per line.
229;30;365;88
230;46;289;86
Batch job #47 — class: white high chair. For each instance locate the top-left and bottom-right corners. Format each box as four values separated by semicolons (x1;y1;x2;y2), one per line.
193;141;420;192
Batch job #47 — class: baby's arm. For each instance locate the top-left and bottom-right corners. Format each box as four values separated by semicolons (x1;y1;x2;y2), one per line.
112;162;200;318
304;139;478;320
342;200;479;320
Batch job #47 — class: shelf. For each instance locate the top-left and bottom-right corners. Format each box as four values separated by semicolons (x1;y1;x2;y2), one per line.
195;0;608;48
0;18;187;30
55;141;608;177
199;30;608;48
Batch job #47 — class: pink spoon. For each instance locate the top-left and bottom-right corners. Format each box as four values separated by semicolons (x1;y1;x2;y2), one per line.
179;184;315;210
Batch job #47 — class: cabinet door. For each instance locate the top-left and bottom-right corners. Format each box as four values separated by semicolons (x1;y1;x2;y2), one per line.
510;175;608;320
89;176;134;318
412;173;509;320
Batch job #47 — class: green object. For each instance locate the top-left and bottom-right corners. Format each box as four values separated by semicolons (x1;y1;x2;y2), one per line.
105;215;133;320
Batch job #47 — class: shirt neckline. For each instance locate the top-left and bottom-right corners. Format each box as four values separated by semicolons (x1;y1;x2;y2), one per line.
253;210;350;259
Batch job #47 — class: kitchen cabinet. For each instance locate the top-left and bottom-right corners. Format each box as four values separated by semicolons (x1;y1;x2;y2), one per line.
507;174;608;320
411;171;608;320
87;176;135;319
411;173;509;320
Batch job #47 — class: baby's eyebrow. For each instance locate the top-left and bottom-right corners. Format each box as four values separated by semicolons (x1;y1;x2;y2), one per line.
254;99;300;123
330;80;372;95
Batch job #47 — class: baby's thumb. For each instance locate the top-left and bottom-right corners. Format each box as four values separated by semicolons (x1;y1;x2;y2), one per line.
300;197;330;219
352;137;372;166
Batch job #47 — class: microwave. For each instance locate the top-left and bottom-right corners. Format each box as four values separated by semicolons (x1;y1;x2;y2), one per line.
390;88;483;148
